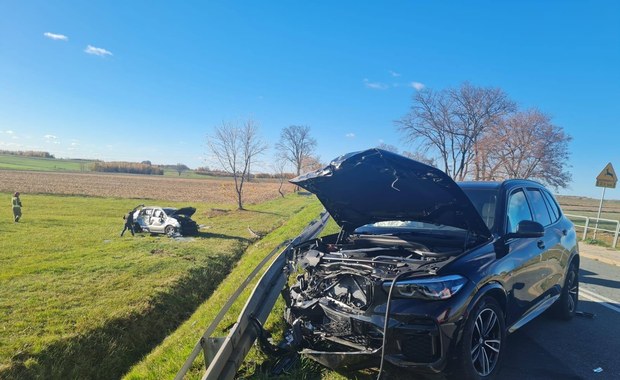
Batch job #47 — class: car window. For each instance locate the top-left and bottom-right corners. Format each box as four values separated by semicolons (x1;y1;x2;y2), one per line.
526;188;553;226
460;188;498;230
506;189;533;233
542;190;561;222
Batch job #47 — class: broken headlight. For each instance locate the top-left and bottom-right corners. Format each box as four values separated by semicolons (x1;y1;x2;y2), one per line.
383;275;467;300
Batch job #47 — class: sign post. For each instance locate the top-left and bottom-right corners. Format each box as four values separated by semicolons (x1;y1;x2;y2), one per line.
593;163;617;239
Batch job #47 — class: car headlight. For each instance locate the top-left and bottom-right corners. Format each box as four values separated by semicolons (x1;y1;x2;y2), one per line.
383;275;467;300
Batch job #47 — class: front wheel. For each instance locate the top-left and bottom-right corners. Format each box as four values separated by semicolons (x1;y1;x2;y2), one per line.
449;297;505;380
165;225;177;236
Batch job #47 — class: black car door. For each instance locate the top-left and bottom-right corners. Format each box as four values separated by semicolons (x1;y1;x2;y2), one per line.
526;187;566;295
502;188;549;326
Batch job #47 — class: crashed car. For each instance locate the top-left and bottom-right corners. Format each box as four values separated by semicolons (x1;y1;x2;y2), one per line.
133;206;199;236
283;149;578;379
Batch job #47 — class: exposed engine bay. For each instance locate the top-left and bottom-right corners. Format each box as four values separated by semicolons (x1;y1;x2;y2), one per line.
283;231;465;354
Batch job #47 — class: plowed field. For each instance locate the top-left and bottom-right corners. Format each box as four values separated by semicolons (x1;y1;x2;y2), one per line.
0;170;292;203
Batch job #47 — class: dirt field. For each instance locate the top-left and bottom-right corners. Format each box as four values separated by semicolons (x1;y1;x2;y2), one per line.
0;170;293;204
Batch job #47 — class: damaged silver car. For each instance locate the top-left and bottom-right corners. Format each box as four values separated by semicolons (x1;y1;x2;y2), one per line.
281;149;578;379
133;206;199;236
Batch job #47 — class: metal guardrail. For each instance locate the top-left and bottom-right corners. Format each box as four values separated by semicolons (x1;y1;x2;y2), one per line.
175;211;330;380
566;213;620;248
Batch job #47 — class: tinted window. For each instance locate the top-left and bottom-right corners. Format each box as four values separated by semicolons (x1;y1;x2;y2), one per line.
461;188;498;230
507;189;533;233
526;188;553;226
542;191;561;222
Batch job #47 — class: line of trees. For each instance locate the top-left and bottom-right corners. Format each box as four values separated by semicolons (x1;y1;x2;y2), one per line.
206;82;572;209
92;161;164;175
397;82;572;188
0;150;55;158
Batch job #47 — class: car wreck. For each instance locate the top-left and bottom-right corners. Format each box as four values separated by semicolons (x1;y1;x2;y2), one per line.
133;206;199;236
280;149;578;379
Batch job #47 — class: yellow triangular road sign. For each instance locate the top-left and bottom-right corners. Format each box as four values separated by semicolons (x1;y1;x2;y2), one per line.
596;163;617;188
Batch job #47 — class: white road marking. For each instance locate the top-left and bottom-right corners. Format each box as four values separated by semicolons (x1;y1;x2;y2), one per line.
580;287;620;314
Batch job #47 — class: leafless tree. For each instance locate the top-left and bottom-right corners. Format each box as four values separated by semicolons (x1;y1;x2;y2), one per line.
376;143;399;154
175;163;189;176
301;154;324;173
402;151;436;167
477;109;572;188
397;82;516;181
273;160;289;198
207;120;268;209
276;125;317;176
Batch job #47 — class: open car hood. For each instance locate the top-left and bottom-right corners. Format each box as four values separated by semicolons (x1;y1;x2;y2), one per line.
170;207;196;218
290;149;491;238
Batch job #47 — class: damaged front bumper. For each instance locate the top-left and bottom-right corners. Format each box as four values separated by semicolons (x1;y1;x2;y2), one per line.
289;309;459;373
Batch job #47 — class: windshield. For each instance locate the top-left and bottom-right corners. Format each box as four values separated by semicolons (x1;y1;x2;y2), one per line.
354;220;465;235
459;188;498;231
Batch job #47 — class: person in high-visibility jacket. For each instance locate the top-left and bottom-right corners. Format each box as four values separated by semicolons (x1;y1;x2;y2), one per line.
12;192;22;222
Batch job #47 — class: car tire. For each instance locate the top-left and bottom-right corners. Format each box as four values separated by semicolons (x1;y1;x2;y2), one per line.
165;225;176;236
449;297;505;380
552;263;578;320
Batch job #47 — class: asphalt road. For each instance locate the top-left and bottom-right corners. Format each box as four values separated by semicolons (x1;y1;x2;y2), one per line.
497;256;620;380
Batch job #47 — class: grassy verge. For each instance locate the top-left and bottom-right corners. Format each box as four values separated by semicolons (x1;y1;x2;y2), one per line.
0;192;313;379
123;200;326;379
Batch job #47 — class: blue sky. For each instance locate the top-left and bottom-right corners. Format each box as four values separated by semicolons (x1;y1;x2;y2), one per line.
0;1;619;198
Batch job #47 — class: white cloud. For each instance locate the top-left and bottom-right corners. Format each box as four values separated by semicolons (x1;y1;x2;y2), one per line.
389;70;401;77
43;32;68;41
44;134;60;144
363;78;388;90
345;133;355;138
84;45;113;57
410;82;425;91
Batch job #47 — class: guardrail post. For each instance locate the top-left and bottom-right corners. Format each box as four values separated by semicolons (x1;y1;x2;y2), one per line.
583;217;589;241
613;221;620;248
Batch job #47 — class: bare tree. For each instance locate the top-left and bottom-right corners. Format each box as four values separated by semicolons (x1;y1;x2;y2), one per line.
376;143;399;154
273;160;289;198
276;125;317;177
402;151;436;167
175;163;189;176
301;154;324;173
477;109;572;188
397;82;516;181
207;120;268;209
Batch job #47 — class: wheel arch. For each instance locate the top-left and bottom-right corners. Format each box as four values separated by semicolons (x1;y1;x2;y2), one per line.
453;282;507;349
466;282;507;318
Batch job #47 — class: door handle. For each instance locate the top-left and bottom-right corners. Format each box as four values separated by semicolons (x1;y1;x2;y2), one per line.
537;240;545;250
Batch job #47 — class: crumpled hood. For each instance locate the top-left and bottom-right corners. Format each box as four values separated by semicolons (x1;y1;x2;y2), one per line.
290;149;491;238
170;207;196;217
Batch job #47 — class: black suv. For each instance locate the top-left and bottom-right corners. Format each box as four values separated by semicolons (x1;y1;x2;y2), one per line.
284;149;579;379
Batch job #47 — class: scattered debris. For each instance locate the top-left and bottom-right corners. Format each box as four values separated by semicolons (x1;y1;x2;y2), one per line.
248;227;264;239
103;239;112;244
150;248;165;255
575;310;595;318
593;367;603;373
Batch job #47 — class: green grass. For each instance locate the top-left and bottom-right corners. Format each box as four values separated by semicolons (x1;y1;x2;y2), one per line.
0;192;316;379
0;154;93;172
124;200;328;380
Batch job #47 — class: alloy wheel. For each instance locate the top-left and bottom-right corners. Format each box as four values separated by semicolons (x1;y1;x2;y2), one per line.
567;270;579;313
471;307;501;376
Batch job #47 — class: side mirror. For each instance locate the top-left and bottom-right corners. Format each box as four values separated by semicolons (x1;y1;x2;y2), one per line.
505;220;544;240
